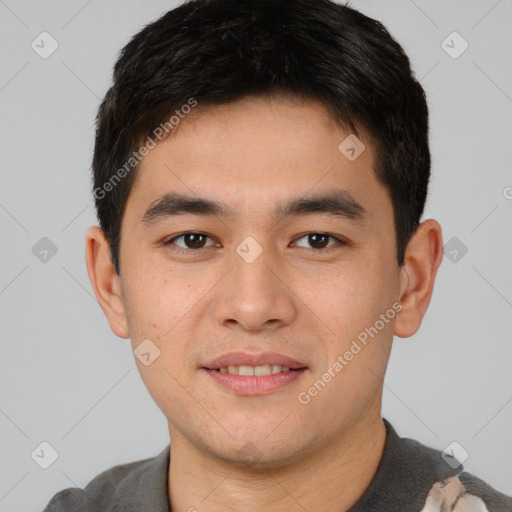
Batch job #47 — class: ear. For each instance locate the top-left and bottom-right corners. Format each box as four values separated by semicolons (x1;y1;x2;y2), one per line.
85;226;129;338
394;219;443;338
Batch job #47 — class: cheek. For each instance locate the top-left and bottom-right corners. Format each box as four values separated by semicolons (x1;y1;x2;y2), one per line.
121;262;202;342
313;258;398;354
314;265;379;326
122;262;211;381
134;359;191;423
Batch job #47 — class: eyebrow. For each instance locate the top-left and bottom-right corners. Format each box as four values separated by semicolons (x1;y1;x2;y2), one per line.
141;189;367;225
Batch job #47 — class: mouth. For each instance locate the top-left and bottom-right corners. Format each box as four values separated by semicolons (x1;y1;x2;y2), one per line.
205;364;305;376
200;352;308;395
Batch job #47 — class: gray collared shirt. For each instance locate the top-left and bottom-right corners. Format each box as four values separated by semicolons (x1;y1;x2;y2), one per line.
42;419;512;511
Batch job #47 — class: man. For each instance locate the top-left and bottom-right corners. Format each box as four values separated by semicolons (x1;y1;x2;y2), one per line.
43;0;512;510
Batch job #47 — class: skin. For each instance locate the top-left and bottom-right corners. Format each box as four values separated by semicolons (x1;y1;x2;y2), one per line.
86;95;443;512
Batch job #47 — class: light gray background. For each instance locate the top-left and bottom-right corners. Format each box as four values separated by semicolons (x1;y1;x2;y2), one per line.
1;1;511;510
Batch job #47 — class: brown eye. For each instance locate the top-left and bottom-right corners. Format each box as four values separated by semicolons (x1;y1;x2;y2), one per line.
292;233;345;250
165;232;216;251
182;233;208;249
307;234;329;249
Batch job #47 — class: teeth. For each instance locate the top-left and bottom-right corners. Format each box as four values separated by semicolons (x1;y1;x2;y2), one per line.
239;365;254;376
254;364;271;376
219;365;291;375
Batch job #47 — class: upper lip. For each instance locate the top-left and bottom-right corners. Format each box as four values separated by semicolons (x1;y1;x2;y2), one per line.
202;351;307;370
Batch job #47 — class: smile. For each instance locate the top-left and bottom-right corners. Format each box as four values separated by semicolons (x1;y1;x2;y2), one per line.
215;364;291;376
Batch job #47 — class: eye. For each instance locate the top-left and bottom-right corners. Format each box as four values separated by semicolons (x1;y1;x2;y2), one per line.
291;233;347;251
162;231;348;256
164;232;218;252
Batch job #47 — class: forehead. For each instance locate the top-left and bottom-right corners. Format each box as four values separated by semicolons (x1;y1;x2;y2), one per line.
126;95;391;224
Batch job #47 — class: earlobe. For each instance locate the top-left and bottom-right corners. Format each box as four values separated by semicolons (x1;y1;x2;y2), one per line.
394;219;443;338
85;226;130;339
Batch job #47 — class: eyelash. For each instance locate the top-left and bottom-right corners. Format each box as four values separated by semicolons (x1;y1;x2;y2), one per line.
163;231;348;256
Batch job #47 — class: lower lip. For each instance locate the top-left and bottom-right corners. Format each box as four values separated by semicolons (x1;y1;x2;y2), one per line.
202;368;307;396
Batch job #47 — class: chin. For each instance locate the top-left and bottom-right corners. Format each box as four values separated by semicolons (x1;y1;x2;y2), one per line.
215;437;314;471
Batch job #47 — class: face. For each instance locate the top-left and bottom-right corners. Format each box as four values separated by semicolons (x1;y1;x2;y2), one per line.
109;96;404;467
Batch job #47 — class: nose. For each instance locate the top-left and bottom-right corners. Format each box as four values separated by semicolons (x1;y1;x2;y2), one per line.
210;239;298;333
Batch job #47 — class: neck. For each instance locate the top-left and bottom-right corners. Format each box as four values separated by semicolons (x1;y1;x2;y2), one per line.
167;408;386;512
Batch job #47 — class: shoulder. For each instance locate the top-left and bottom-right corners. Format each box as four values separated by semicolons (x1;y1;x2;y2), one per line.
459;471;512;511
355;420;512;512
42;447;170;512
419;467;512;512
